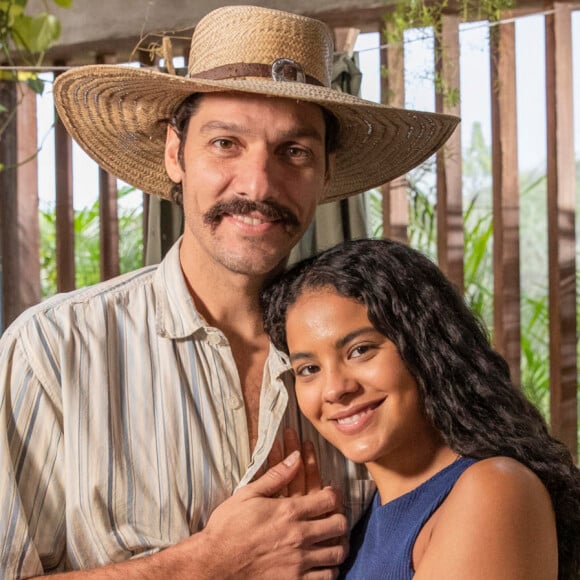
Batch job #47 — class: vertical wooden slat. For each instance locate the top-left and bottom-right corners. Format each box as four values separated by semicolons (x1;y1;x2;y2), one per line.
381;21;408;243
0;81;41;327
139;47;155;264
545;2;577;459
435;14;463;291
54;65;76;292
96;53;120;281
489;17;521;387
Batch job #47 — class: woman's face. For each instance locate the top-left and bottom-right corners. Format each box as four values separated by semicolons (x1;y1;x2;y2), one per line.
285;287;436;469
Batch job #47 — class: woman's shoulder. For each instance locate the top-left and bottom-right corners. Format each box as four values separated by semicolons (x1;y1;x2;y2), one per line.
444;456;554;523
452;456;549;502
414;456;558;579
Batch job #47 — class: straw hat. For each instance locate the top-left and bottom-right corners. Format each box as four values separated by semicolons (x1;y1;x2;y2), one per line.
53;5;459;203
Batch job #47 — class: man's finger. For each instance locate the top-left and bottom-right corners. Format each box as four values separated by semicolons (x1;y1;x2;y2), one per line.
300;531;349;571
242;450;302;498
298;512;349;546
286;428;306;497
303;440;322;494
267;439;283;470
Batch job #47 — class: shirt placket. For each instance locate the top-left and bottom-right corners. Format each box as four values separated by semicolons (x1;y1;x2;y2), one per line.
204;327;250;493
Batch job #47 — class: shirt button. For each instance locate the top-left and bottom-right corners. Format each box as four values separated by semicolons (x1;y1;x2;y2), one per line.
207;331;222;346
228;396;243;410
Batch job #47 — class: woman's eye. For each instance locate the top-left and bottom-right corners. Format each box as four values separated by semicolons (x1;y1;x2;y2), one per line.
294;364;319;377
350;344;374;358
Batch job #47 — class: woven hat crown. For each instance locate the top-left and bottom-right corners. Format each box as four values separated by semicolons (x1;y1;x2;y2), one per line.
187;6;333;87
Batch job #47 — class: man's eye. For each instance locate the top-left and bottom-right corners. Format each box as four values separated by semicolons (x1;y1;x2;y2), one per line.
212;138;234;149
285;146;311;159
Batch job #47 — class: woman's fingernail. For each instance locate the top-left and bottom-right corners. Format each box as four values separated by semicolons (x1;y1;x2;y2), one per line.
283;450;300;467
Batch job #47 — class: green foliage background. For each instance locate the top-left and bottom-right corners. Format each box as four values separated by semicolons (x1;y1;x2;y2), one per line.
39;186;143;295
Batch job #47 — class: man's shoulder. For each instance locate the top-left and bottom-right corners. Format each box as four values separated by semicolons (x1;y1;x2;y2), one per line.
3;264;159;339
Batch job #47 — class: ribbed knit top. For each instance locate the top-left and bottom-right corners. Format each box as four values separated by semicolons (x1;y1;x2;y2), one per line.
341;457;478;579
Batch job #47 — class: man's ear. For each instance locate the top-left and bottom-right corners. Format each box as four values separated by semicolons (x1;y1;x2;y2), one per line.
164;125;184;183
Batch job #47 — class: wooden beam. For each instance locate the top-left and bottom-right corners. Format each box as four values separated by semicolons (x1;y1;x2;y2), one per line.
545;2;577;459
0;81;41;328
96;53;120;281
380;21;408;243
334;27;360;56
435;14;463;292
489;16;521;387
54;64;76;292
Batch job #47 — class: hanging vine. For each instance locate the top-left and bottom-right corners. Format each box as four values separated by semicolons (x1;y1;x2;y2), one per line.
382;0;515;106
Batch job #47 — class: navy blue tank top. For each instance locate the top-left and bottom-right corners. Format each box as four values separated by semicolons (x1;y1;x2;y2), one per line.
341;457;478;579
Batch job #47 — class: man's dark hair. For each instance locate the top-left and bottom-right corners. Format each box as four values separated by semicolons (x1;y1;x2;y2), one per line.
165;93;341;205
260;238;580;580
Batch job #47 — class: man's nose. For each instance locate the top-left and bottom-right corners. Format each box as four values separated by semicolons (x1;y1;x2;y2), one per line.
234;147;275;201
323;368;361;403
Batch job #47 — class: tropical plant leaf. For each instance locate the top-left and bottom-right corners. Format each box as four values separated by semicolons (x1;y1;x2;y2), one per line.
26;75;44;95
0;1;25;28
52;0;73;7
11;13;61;53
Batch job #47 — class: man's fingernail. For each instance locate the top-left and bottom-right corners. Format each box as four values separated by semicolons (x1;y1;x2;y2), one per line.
283;450;300;467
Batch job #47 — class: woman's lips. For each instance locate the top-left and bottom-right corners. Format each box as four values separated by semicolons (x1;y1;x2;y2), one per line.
329;399;385;434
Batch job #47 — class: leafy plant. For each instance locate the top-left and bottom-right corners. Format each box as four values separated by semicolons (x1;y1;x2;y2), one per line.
39;186;143;296
1;0;72;86
383;0;514;107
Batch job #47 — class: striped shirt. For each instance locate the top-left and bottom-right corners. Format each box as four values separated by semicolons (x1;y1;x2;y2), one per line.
0;240;374;578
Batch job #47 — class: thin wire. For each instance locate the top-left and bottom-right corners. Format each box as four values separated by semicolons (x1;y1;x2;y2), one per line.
0;7;562;70
357;7;557;53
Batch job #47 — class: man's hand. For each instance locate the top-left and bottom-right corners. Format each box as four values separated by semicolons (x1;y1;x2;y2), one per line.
197;449;348;579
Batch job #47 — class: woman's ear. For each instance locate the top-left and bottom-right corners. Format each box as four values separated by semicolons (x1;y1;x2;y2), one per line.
164;125;184;184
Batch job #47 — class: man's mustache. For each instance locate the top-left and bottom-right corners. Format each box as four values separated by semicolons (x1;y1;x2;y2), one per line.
203;198;300;227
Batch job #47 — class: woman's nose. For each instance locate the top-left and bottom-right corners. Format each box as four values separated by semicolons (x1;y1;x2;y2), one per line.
323;369;361;403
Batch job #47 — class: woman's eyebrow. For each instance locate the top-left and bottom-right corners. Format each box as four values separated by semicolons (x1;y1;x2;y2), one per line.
289;351;313;364
289;326;377;363
335;327;376;350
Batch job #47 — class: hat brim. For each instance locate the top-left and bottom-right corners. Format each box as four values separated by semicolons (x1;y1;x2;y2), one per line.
53;65;459;203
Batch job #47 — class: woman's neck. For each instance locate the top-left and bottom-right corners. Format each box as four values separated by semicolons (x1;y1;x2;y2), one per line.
367;437;458;505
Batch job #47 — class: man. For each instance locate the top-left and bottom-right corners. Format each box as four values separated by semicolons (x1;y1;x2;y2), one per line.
0;5;458;578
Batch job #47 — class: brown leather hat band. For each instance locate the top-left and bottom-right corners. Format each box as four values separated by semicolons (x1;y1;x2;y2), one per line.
189;61;324;86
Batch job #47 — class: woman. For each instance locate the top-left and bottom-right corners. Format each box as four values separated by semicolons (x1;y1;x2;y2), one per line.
261;238;580;580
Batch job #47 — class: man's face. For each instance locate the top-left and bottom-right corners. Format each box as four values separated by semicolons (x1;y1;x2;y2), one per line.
165;92;329;278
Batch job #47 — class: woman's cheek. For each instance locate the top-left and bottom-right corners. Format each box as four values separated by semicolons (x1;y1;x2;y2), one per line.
296;385;321;423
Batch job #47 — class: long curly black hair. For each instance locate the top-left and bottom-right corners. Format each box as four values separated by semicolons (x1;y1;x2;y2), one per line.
260;238;580;580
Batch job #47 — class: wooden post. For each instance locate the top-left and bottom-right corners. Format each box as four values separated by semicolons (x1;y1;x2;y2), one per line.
0;81;41;328
545;2;577;459
380;21;408;243
54;64;76;292
489;17;521;387
96;53;120;281
435;14;463;292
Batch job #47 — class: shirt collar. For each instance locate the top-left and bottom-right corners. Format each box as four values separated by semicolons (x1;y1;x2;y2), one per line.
153;238;206;339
